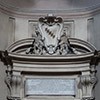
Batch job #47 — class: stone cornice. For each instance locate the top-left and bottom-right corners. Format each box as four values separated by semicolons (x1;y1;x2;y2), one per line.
0;2;100;18
5;37;96;67
7;38;96;52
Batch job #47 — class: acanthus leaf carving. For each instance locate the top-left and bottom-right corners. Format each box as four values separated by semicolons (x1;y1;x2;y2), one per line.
80;74;97;100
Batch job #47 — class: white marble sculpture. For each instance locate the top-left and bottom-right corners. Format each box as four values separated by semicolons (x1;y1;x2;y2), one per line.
26;14;75;55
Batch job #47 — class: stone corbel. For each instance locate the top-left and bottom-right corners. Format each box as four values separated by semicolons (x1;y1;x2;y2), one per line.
81;50;100;100
80;74;97;100
0;50;21;100
5;75;22;100
0;50;13;99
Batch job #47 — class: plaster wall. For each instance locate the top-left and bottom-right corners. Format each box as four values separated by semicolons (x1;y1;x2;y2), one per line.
93;13;100;100
94;14;100;50
0;12;9;50
74;18;87;41
0;12;9;100
15;18;28;41
0;0;100;13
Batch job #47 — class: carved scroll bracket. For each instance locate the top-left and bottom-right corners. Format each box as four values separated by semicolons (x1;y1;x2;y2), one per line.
0;50;13;99
0;50;21;100
5;74;22;100
80;74;97;100
80;51;99;100
81;50;100;100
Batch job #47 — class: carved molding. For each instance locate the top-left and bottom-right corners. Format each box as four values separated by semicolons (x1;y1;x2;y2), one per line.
0;1;100;18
